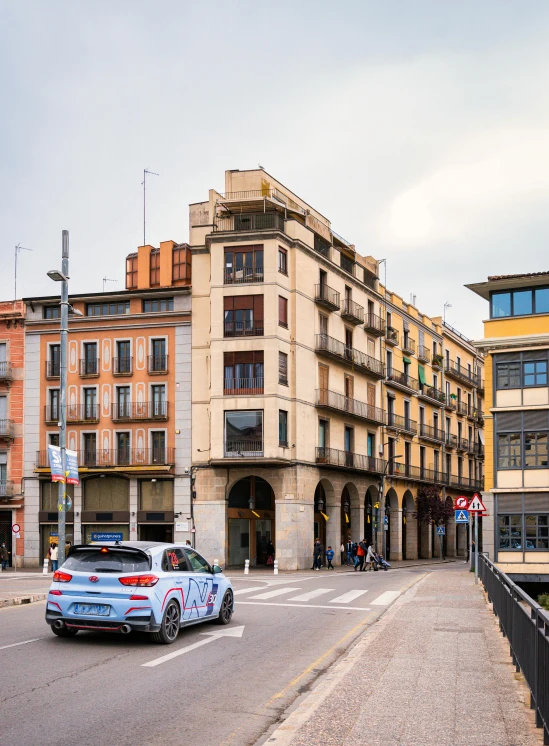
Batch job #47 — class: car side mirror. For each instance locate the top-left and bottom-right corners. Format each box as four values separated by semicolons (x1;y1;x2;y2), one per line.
212;564;223;574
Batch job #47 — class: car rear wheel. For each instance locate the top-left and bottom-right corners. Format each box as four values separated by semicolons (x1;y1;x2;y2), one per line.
51;624;78;638
152;600;180;644
215;590;234;625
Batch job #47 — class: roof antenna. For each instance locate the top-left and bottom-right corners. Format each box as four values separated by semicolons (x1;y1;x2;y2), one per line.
444;301;452;324
142;168;159;246
14;244;33;300
103;277;118;292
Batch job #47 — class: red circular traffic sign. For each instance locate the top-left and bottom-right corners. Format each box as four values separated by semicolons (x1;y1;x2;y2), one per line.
455;497;468;509
12;524;20;533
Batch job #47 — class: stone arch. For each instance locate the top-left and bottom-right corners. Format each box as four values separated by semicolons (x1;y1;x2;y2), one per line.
313;479;335;555
341;482;359;545
385;487;399;561
227;476;275;567
364;485;378;546
402;489;417;561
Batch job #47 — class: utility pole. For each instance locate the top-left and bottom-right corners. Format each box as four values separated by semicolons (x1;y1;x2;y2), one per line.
14;244;32;299
142;169;159;246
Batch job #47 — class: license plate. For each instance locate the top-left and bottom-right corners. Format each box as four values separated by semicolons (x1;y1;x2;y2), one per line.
73;604;110;616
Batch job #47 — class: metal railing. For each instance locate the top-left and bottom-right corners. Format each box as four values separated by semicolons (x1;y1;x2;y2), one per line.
456;400;468;416
45;361;60;378
474;442;485;457
0;361;12;380
446;433;458;448
224;320;264;337
314;284;340;310
223;378;264;396
68;404;99;422
402;336;416;354
341;298;364;324
79;358;100;376
224;439;263;457
0;419;15;438
418;422;445;443
0;481;13;497
445;395;457;410
215;212;285;233
315;334;384;377
479;553;549;745
417;345;430;363
386;412;417;434
316;447;384;474
432;354;444;369
448;474;483;490
386;367;420;392
224;266;264;284
113;356;133;375
316;389;385;424
389;462;445;484
364;312;385;335
418;385;446;404
148;354;168;373
386;326;399;345
445;358;481;387
111;402;169;421
36;447;175;468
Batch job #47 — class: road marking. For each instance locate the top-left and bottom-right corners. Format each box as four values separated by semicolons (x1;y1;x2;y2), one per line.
142;625;245;668
287;588;334;602
237;601;371;612
247;587;300;600
0;638;44;651
371;590;401;606
233;587;263;596
330;590;369;604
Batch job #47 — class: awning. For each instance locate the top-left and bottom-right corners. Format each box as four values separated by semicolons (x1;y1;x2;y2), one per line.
418;365;427;385
479;431;485;444
403;356;412;364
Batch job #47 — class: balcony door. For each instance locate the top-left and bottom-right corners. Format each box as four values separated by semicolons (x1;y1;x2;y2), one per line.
318;364;329;405
152;385;166;417
344;375;354;413
117;341;131;373
345;329;353;360
84;343;97;375
151;339;166;371
151;431;166;463
344;426;353;468
83;433;97;466
117;386;131;418
84;387;96;420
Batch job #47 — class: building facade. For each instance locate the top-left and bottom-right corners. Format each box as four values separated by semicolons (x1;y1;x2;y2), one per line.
467;273;549;581
191;169;484;569
22;241;192;566
0;301;25;567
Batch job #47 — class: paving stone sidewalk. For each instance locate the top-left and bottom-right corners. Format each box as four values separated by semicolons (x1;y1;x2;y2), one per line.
273;566;542;746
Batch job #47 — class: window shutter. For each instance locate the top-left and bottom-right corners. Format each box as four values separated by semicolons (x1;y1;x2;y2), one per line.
496;412;522;431
224;296;234;311
524;493;549;511
497;494;523;512
235;351;255;364
254;295;264;321
234;295;252;311
279;296;288;325
254;351;264;364
223;352;235;366
523;350;549;361
523;410;549;430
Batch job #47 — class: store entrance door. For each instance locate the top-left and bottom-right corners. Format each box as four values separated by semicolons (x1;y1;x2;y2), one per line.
139;524;173;543
0;511;12;567
229;518;250;566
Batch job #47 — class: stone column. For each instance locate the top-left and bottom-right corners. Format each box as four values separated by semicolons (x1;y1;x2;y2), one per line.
405;513;418;560
195;500;227;565
457;522;467;557
389;510;403;561
275;498;313;571
326;502;341;563
350;505;363;544
420;520;432;558
129;478;138;541
446;515;456;557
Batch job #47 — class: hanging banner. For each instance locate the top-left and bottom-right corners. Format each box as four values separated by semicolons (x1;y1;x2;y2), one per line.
47;445;64;483
66;449;80;485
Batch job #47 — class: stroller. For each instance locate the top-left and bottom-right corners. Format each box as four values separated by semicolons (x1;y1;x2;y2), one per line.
374;552;391;571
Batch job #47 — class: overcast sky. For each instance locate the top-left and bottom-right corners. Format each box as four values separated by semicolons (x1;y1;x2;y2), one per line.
2;1;549;338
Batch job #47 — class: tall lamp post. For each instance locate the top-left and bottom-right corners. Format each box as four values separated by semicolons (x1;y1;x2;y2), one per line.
47;231;82;566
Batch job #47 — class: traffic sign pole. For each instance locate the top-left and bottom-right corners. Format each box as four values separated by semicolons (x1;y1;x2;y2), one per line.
12;523;20;573
475;511;478;585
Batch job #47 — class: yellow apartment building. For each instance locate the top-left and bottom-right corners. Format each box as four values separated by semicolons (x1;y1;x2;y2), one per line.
190;168;484;570
467;273;549;581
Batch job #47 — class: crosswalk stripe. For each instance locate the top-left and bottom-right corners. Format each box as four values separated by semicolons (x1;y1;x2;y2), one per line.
329;590;369;604
247;587;300;600
287;588;334;602
371;590;401;606
233;588;263;596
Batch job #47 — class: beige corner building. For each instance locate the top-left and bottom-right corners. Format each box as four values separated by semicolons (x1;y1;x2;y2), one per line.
190;169;484;569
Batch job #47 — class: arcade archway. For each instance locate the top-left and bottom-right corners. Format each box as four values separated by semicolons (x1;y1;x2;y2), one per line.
228;476;274;566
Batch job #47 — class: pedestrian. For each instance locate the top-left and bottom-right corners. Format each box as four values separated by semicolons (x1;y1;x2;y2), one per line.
340;541;345;565
185;539;191;546
355;539;365;571
346;539;353;566
266;540;275;566
312;539;323;570
365;543;376;571
326;546;335;570
50;543;59;572
0;542;8;570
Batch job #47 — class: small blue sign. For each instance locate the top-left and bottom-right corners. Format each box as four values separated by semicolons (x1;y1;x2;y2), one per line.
455;510;469;524
436;526;445;535
383;516;389;525
91;532;123;542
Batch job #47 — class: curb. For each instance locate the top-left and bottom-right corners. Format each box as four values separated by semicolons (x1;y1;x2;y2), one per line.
0;593;47;609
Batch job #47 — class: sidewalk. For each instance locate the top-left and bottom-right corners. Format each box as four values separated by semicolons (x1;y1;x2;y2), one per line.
268;565;542;746
227;557;457;577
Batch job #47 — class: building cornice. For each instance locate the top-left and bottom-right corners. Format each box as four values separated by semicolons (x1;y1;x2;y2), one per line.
474;334;549;352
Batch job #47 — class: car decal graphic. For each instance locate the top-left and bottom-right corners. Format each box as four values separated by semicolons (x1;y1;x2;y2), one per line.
183;577;212;620
205;582;219;617
124;606;152;615
161;587;185;612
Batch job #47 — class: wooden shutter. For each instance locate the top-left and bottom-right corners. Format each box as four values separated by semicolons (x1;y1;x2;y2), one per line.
253;295;264;321
279;296;288;326
234;295;252;311
319;364;329;396
367;383;375;407
345;375;354;399
224;296;235;311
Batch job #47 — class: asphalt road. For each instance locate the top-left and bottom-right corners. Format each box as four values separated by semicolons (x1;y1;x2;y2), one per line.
0;567;431;746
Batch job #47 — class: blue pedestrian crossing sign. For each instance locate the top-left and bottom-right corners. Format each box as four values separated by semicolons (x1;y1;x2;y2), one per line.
455;510;469;523
436;526;445;535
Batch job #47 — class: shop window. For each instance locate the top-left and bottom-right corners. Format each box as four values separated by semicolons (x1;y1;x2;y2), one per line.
140;480;174;511
83;476;129;511
41;482;74;511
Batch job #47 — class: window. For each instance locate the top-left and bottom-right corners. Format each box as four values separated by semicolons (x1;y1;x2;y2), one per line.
48;344;60;377
150;339;167;372
115;341;132;374
116;386;130;418
43;306;60;319
49;432;59;446
513;290;532;316
498;515;522;549
126;254;138;289
535;288;549;313
368;433;376;457
279;410;288;447
344;426;353;452
525;514;549;549
224;352;264;394
116;432;130;465
278;296;288;328
224;295;263;337
84;388;96;419
185;548;211;573
340;253;354;274
491;287;549;318
491;292;511;318
497;362;521;389
150;249;160;286
49;389;60;420
278;247;287;275
151;385;166;417
319;419;329;449
279;352;288;385
163;547;188;572
86;302;130;317
83;433;97;466
143;298;174;313
319;314;328;337
224;245;263;284
172;246;190;283
497;433;522;468
82;343;98;375
224;410;263;456
524;361;547;387
524;432;548;467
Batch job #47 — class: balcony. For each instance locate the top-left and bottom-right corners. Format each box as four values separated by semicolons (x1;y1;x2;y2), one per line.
314;284;340;312
113;357;133;376
223;378;264;396
417;345;430;364
388;462;445;485
45;361;60;379
0;481;14;498
444;396;457;411
316;447;384;475
316;389;385;425
68;404;100;424
224;320;264;337
0;419;15;439
315;334;384;378
79;358;100;377
432;354;444;370
455;401;468;417
224;439;263;458
446;433;458;449
402;337;416;356
148;355;168;374
214;212;285;234
36;448;175;469
475;409;484;426
448;475;483;492
224;266;264;285
341;299;364;325
386;412;417;436
456;437;470;452
445;359;481;387
385;326;399;346
0;360;13;383
314;235;332;259
385;368;420;394
417;385;446;407
418;423;445;444
363;312;385;337
474;442;485;458
111;402;169;422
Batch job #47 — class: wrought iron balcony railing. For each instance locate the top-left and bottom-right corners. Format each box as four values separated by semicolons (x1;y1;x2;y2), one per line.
223;378;264;396
316;447;384;474
314;284;340;311
402;337;416;355
341;299;364;325
113;356;133;375
0;361;12;382
224;266;264;284
386;368;420;392
417;345;430;363
386;412;418;435
386;326;399;346
316;389;385;424
363;312;385;336
223;320;264;337
418;423;445;443
417;386;446;405
315;334;384;378
0;419;15;438
79;358;100;377
36;447;175;469
111;402;169;421
215;212;285;234
224;439;264;458
445;359;481;387
45;361;60;378
148;354;168;374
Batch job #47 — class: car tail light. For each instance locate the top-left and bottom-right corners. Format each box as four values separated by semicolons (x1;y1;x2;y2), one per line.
100;548;109;553
129;594;149;600
53;570;72;582
49;590;63;596
118;575;159;587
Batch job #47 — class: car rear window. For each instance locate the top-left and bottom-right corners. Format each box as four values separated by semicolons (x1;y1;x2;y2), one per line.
63;549;150;573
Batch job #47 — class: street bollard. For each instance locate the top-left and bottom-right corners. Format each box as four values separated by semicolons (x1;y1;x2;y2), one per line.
43;558;50;575
244;559;249;575
214;558;218;567
273;559;278;575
